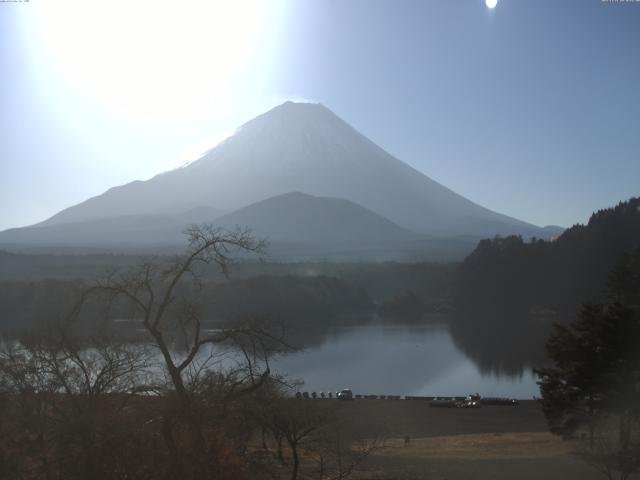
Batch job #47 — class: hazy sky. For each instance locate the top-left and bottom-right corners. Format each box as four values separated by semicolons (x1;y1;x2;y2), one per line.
1;0;639;231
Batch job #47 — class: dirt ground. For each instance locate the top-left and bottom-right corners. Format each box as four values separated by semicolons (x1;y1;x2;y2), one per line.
329;400;613;480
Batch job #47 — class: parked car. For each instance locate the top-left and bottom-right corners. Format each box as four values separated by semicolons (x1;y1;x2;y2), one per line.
337;389;354;400
457;396;481;408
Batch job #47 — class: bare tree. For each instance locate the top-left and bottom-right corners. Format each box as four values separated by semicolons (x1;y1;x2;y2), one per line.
75;225;292;478
85;226;266;398
256;391;382;480
0;329;156;480
313;426;381;480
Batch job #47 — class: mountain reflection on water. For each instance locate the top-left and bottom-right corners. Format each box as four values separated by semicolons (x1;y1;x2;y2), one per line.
271;321;540;399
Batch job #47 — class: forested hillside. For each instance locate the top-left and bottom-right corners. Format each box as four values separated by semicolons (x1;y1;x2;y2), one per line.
451;197;640;373
455;197;640;317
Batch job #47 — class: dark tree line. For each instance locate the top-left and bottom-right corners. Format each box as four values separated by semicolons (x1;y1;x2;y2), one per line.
0;274;373;335
455;197;640;317
536;247;640;480
451;197;640;373
203;274;373;324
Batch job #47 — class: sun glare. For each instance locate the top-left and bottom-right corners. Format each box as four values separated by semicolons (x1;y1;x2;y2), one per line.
485;0;498;9
22;0;268;123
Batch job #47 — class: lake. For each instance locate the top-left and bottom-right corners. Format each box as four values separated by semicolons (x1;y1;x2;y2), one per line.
271;323;540;399
1;320;540;399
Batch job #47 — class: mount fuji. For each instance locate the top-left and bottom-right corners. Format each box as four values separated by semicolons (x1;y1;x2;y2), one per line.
0;102;559;258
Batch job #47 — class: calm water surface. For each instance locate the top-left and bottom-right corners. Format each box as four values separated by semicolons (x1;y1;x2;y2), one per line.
271;324;539;399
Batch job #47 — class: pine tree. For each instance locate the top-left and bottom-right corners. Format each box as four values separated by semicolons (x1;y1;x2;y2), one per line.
535;248;640;477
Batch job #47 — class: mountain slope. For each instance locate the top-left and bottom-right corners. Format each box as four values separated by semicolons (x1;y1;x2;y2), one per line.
0;192;480;260
35;101;548;238
0;215;185;247
0;206;224;248
213;192;419;246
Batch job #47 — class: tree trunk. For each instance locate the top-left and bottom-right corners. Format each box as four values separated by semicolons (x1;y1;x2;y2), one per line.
290;444;299;480
277;435;285;464
619;411;632;450
588;394;594;448
161;413;182;476
154;330;208;473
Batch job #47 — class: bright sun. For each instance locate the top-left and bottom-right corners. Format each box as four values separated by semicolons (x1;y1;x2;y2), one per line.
486;0;498;8
22;0;268;123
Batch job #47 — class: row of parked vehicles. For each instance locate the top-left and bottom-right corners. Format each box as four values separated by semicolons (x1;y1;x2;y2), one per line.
295;389;354;400
429;395;519;408
295;390;519;406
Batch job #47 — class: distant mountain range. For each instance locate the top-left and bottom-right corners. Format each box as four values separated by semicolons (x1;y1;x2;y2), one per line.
0;101;563;259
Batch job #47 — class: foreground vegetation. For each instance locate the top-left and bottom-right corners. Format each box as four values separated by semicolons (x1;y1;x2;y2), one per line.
0;226;378;480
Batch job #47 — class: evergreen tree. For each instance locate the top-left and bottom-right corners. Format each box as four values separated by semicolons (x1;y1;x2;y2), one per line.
536;248;640;477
